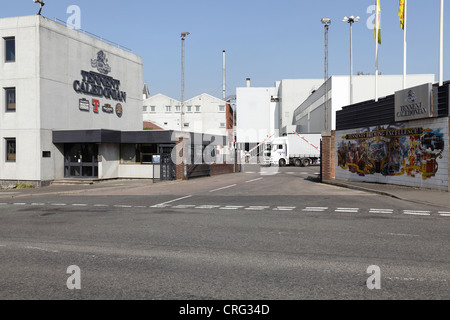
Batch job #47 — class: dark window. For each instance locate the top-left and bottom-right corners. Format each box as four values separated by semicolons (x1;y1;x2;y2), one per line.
6;138;16;162
5;88;16;112
5;37;15;62
43;151;51;158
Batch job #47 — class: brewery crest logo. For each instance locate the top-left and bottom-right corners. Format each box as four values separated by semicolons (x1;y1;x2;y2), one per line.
91;50;111;75
116;103;123;118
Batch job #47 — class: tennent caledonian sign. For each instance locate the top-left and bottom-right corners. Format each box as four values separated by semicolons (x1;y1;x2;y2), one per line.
73;51;126;118
395;83;434;122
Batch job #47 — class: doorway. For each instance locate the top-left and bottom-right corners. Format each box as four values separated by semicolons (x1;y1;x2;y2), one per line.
64;144;99;178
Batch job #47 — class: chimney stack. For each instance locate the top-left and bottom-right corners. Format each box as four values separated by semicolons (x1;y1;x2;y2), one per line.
246;78;251;88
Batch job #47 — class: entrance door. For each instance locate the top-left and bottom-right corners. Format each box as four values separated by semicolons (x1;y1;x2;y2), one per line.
160;144;176;181
64;144;99;178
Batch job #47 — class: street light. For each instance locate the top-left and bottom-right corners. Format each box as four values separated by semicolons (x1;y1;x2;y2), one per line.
180;32;190;131
33;0;45;15
321;18;331;133
342;16;360;105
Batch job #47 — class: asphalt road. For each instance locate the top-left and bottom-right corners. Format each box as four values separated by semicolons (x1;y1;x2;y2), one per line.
0;165;449;301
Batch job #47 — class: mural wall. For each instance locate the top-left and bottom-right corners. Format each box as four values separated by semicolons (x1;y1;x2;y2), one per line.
335;119;449;190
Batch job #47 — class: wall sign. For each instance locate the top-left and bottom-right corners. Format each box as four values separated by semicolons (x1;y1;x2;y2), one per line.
337;125;445;180
395;83;434;122
102;104;113;114
73;51;127;102
116;103;123;118
79;99;90;112
74;51;126;117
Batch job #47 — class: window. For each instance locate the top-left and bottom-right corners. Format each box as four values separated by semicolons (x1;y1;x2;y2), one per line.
4;37;15;62
43;151;51;158
5;88;16;112
186;105;192;113
120;144;159;164
219;105;226;112
165;106;171;112
175;105;181;113
184;123;190;128
143;106;148;112
150;106;156;112
6;138;16;162
220;123;226;128
195;105;201;112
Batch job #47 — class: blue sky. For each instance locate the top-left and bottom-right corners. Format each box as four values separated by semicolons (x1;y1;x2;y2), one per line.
2;0;450;100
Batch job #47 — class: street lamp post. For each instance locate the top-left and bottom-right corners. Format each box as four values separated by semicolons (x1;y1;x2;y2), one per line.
180;32;190;131
321;18;331;133
343;16;360;105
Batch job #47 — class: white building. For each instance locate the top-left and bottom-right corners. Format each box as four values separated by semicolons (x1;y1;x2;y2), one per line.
235;78;323;150
143;93;233;137
293;74;436;134
0;15;153;186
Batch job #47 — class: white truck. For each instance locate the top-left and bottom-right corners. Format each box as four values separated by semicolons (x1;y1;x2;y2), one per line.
263;133;321;167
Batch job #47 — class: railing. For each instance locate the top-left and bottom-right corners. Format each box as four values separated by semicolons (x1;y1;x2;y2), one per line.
53;17;132;52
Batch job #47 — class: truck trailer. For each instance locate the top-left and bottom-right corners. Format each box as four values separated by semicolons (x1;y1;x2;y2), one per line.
263;133;321;167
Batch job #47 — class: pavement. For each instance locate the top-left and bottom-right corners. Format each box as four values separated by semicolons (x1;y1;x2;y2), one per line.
323;179;450;209
1;173;450;210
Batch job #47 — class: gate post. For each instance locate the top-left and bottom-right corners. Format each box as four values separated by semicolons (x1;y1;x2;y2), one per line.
321;131;335;181
176;137;187;181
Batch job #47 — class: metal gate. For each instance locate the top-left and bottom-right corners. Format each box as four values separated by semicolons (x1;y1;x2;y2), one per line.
160;145;176;181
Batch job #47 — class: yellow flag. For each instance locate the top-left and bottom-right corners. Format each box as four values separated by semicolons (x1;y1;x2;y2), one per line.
399;0;405;29
375;0;381;44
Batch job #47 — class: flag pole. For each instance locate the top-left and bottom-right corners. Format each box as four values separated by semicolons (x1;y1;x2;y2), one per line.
439;0;444;86
403;0;407;89
375;0;379;102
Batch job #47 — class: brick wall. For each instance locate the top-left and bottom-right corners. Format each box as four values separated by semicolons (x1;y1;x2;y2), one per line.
211;163;235;176
321;132;335;181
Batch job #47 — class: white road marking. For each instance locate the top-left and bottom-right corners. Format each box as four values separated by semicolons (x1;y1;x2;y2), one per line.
151;195;193;208
245;178;263;183
0;203;7;205
114;205;133;208
134;206;147;208
31;203;45;206
370;209;394;214
72;204;88;207
209;185;237;193
220;206;244;210
13;203;27;206
438;212;450;217
195;205;221;209
93;204;109;207
172;205;196;209
245;206;270;211
51;203;67;206
403;210;431;216
303;207;328;212
336;208;360;213
273;206;296;211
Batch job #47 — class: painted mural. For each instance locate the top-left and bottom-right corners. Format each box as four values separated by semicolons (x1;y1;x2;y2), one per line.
337;125;445;179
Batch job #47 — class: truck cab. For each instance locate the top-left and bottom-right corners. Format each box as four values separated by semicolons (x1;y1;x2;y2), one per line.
263;138;288;166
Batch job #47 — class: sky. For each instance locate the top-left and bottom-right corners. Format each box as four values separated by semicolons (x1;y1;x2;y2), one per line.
2;0;450;100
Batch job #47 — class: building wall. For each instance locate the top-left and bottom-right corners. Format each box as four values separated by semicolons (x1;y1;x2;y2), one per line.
236;86;278;145
335;117;449;191
143;93;229;136
278;79;324;131
0;15;143;183
294;74;436;134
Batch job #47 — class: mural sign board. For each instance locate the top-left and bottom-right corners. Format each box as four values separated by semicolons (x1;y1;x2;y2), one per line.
337;125;445;180
395;83;434;122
